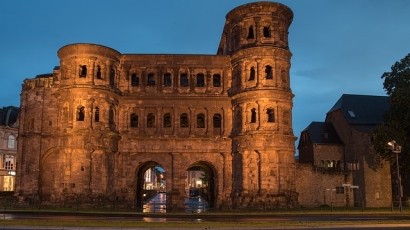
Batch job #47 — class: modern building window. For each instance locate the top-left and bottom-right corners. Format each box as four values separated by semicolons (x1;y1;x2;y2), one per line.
180;113;189;127
147;113;155;127
80;65;87;77
180;73;188;87
197;114;205;128
265;65;273;79
196;74;205;87
247;26;254;39
267;108;274;122
4;155;14;170
148;73;155;86
213;114;221;128
336;186;344;194
94;107;100;122
213;74;221;87
249;67;255;81
77;106;85;121
131;74;139;87
263;26;271;38
164;73;172;87
250;108;256;123
96;65;102;79
163;113;172;127
7;135;15;149
130;113;138;127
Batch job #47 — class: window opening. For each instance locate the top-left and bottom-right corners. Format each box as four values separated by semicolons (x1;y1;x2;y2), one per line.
77;106;85;121
130;113;138;127
164;73;172;87
213;74;221;87
196;74;205;87
96;65;102;79
180;73;188;87
94;107;100;122
148;73;155;86
4;155;14;170
251;108;256;123
265;65;273;79
147;113;155;127
267;108;274;122
263;27;271;38
249;67;255;81
213;114;221;128
336;187;344;194
7;135;15;149
80;65;87;77
197;114;205;128
247;26;254;39
163;113;172;127
110;68;115;86
131;74;140;86
180;113;189;127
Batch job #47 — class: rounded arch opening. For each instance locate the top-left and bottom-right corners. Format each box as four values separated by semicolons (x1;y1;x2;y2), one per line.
185;161;216;210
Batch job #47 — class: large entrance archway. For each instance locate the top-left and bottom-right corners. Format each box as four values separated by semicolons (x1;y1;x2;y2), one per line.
185;161;216;210
135;161;166;212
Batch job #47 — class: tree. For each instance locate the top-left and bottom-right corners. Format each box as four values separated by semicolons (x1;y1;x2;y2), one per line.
371;53;410;199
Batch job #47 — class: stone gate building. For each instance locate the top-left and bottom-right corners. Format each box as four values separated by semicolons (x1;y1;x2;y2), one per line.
15;1;297;210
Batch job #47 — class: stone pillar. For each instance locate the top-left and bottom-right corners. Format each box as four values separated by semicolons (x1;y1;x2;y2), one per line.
256;58;262;87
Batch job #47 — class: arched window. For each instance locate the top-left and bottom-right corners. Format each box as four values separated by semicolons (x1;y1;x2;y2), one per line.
263;26;271;38
77;106;85;121
163;113;172;127
265;65;273;79
96;65;102;79
196;73;205;87
147;113;155;127
7;135;15;149
147;73;155;86
213;114;221;128
213;74;221;87
249;67;255;81
247;26;254;39
131;74;139;86
94;107;100;122
267;108;274;122
251;108;256;123
319;160;325;168
163;73;172;87
110;68;115;86
326;160;332;168
197;114;205;128
180;73;188;87
180;113;189;127
130;113;138;127
80;65;87;77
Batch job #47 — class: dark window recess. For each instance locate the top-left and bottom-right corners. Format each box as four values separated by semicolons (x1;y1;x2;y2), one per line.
163;114;172;127
95;107;100;122
80;65;87;77
197;114;205;128
251;108;256;123
336;187;344;194
131;74;139;86
213;74;221;87
110;68;115;86
77;107;85;121
263;27;271;38
180;114;189;127
265;65;273;79
148;73;155;86
247;26;254;39
196;74;205;87
180;74;188;87
213;114;221;128
130;113;138;127
249;67;255;81
147;113;155;127
96;65;102;79
267;109;274;122
164;73;172;87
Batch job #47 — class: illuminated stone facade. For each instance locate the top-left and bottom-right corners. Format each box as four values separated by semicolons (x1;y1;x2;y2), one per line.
15;2;296;210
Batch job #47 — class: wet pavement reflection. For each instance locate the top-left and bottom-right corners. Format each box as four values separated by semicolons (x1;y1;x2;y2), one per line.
143;192;208;213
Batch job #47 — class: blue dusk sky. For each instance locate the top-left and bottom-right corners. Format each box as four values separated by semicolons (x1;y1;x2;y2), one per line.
1;0;410;152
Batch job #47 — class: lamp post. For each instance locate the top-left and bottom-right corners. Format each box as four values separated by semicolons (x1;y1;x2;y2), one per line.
387;140;402;212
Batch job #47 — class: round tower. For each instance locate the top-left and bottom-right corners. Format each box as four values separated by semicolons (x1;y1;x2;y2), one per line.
219;2;297;208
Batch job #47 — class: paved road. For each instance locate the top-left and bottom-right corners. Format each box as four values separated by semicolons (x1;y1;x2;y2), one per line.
143;192;208;213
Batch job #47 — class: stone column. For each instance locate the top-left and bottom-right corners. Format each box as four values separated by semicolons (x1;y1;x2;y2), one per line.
256;58;262;87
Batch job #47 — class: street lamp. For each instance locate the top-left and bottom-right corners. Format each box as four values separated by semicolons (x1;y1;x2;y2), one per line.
387;140;402;212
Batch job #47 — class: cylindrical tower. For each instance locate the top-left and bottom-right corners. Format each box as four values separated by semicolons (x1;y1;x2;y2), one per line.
219;2;297;208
